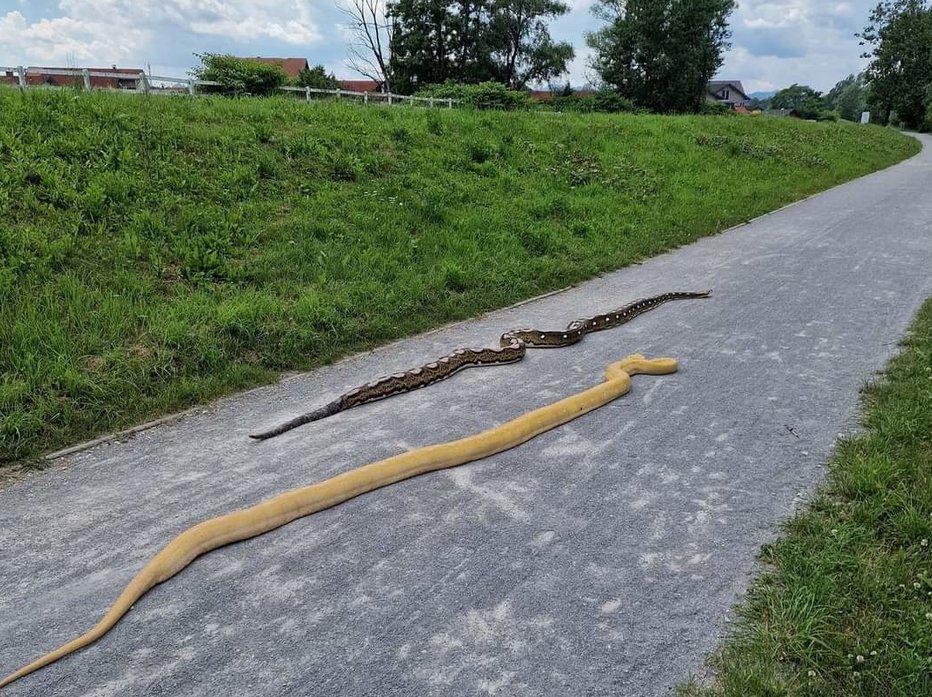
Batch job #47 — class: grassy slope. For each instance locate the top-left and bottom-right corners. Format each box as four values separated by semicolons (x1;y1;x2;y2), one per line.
682;299;932;697
0;88;920;463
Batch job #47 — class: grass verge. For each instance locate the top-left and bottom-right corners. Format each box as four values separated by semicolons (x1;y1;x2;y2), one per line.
681;299;932;697
0;88;921;464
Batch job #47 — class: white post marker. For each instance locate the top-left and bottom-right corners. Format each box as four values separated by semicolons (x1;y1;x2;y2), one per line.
82;68;91;91
860;111;871;125
16;66;26;89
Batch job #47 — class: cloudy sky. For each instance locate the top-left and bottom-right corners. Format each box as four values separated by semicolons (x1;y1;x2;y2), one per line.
1;1;873;94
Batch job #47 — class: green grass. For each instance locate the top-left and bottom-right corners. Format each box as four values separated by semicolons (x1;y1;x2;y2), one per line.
0;88;920;464
681;299;932;697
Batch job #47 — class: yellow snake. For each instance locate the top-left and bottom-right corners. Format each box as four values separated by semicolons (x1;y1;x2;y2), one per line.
0;354;677;690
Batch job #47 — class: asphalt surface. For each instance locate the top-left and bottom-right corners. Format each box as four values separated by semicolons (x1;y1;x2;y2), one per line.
2;135;931;697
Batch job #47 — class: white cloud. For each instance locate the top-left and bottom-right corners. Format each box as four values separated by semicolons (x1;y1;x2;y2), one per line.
0;1;323;69
0;9;147;65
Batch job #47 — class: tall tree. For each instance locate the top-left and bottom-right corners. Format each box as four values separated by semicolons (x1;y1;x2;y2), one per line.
858;0;932;128
338;0;395;92
388;0;458;93
770;83;826;119
825;73;869;122
387;0;572;93
587;0;736;113
489;0;574;89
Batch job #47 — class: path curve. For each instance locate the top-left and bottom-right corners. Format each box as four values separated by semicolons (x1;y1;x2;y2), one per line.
1;135;930;697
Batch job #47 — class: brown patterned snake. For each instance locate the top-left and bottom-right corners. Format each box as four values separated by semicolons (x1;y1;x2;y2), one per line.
250;290;710;439
0;354;678;689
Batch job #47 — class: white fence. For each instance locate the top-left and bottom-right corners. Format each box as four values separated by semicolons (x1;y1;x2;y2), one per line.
0;66;456;109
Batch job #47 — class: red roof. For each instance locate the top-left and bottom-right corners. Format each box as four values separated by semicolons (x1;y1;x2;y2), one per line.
339;79;381;92
1;66;143;89
243;57;309;79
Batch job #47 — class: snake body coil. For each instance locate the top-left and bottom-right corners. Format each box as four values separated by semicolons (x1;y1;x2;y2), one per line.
250;290;710;439
0;355;678;690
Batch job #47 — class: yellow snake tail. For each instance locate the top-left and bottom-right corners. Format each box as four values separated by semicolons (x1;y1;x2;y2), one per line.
0;354;678;690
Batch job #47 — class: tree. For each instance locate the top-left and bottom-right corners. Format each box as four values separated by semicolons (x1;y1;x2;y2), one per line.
387;0;572;93
190;54;287;96
825;73;868;122
388;0;460;93
587;0;737;113
770;84;826;119
858;0;932;128
489;0;574;88
293;65;341;90
338;0;395;92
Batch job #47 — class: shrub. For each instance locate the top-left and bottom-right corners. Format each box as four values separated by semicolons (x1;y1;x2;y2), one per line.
699;100;734;116
923;88;932;133
190;53;287;96
293;65;340;90
551;90;637;114
416;81;533;110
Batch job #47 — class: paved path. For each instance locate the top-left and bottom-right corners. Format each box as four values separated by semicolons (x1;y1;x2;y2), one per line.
2;136;932;697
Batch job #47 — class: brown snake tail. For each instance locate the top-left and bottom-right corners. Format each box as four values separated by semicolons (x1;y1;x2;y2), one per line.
250;289;711;440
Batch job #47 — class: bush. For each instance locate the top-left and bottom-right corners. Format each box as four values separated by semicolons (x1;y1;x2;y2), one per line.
416;81;533;110
293;65;340;90
699;100;734;116
191;53;287;96
923;88;932;133
551;90;637;114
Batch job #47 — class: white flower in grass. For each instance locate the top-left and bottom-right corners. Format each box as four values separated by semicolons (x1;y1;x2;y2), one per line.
926;612;932;620
921;539;929;547
807;670;816;677
856;655;865;663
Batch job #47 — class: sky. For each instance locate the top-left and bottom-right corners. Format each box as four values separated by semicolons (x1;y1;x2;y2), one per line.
0;1;874;94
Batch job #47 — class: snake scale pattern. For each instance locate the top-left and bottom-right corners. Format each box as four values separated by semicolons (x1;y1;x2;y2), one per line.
250;290;711;440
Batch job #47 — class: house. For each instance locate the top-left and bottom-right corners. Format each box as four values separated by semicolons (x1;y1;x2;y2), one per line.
707;80;750;109
339;79;382;93
243;57;310;80
1;66;143;89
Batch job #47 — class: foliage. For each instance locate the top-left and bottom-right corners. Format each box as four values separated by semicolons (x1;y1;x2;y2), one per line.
490;0;575;88
416;80;533;109
681;298;932;697
293;65;341;90
859;0;932;129
924;85;932;131
387;0;574;93
700;100;734;116
587;0;737;113
0;87;918;464
550;89;638;113
771;84;829;120
825;73;869;122
190;54;287;96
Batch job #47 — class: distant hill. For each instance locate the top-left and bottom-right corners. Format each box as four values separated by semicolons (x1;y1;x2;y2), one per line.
749;91;777;100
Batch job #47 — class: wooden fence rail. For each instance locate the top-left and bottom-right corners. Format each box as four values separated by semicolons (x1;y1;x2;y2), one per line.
0;66;456;108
